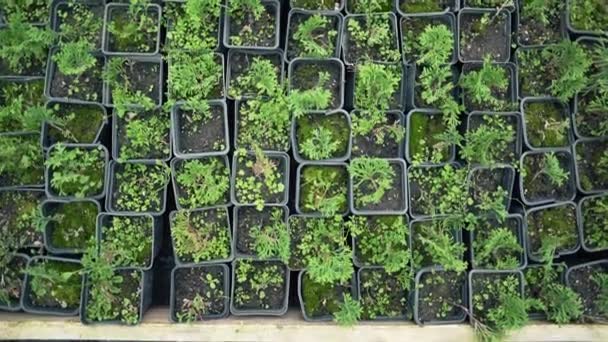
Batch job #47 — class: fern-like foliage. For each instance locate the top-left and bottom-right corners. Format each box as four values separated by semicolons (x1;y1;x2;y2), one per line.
175;157;230;209
250;208;290;264
460;56;509;110
461;115;515;167
300;126;340;160
349;158;395;206
543;40;591;102
293;14;336;58
0;13;54;73
543;153;570;187
474;226;522;270
289;71;332;117
355;62;401;111
333;293;362;326
53;40;97;76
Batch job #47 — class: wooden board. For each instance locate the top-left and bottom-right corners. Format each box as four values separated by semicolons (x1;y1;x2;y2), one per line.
1;308;608;341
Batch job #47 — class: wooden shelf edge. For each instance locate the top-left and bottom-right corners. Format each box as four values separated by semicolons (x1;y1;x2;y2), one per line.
1;308;608;342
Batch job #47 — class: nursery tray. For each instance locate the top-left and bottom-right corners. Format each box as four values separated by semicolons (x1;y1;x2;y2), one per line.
1;308;607;341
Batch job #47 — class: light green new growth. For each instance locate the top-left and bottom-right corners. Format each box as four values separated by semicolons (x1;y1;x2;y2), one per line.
0;13;54;74
299;126;341;161
460;57;510;110
349;158;395;206
250;209;290;264
293;15;337;58
333;293;362;327
53;40;97;76
175;158;230;209
172;209;231;263
543;153;570;187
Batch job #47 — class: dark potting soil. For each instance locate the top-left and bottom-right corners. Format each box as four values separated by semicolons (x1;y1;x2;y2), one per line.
411;219;462;269
0;191;45;248
354;162;404;212
287;12;339;61
0;55;46;78
54;2;104;49
359;268;408;320
470;272;521;323
417;270;465;323
517;48;560;98
576;91;608;138
399;0;456;13
228;51;281;98
344;15;398;64
352;112;402;158
235;154;286;205
109;60;160;106
175;105;226;155
107;7;159;53
100;215;153;268
460;11;509;62
50;56;103;102
523;264;566;317
291;61;341;110
228;3;277;48
409;167;443;217
236;206;285;256
472;217;522;269
173;266;226;319
116;108;170;160
401;14;453;63
45;102;104;146
0;255;27;308
111;163;167;213
461;63;514;111
568;263;607;317
468;114;519;165
575;139;608;193
301;272;350;319
522;152;574;203
233;260;287;311
526;203;578;259
468;167;513;213
518;1;563;46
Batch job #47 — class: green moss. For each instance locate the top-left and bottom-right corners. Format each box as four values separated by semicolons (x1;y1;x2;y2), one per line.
400;0;450;13
569;0;608;33
0;191;44;249
348;0;392;13
524;101;569;147
47;201;98;250
296;114;349;160
409;111;450;162
0;134;44;186
302;273;342;317
29;259;82;310
47;102;105;145
527;204;578;259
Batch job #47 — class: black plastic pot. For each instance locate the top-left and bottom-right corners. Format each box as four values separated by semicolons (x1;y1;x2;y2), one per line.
97;212;162;271
171;100;229;158
524;201;581;263
407;63;460;110
170;155;231;210
577;193;608;253
169;207;234;267
223;0;281;50
50;1;105;50
349;158;408;215
356;266;410;321
400;12;458;65
0;188;46;249
0;2;51;26
81;268;153;325
112;105;171;162
230;258;290;316
573;137;608;194
102;56;163;108
458;8;512;63
168;51;225;102
232;205;289;258
466;111;523;166
42;198;101;254
469;213;527;270
226;49;284;100
413;266;467;325
292;110;352;163
460;62;517;112
231;151;290;208
467;164;516;213
565;259;608;319
516;0;567;48
295;161;350;217
42;101;108;151
523;263;567;320
342;12;400;65
409;217;465;270
288;57;346;112
233;98;292;152
521;97;573;151
289;0;345;13
101;3;162;56
44;143;109;200
519;149;576;206
21;256;83;316
396;0;459;16
565;0;608;37
351;215;412;268
169;263;230;322
405;109;457;165
284;9;343;63
351;61;405;111
461;0;516;11
0;132;45;190
297;270;357;321
408;162;462;219
468;270;524;326
0;253;30;311
350;110;405;158
345;0;395;14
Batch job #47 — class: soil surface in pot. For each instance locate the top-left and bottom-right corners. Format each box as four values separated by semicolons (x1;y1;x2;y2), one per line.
576;139;608;192
581;195;608;250
417;270;465;323
575;90;608;138
0;191;45;248
568;263;607;318
287;12;339;61
301;272;351;319
352;111;402;158
173;266;226;320
171;209;231;264
233;259;287;311
524;100;570;148
229;51;281;98
470;272;521;323
353;162;404;212
109;60;160;106
526;203;578;260
0;255;27;308
50;56;103;102
291;62;341;110
228;2;277;48
236;206;285;256
107;6;159;53
291;0;341;11
468;167;513;214
235;154;286;205
460;11;509;61
54;3;104;49
175;104;226;155
521;152;574;203
518;0;563;46
359;268;408;320
401;15;454;64
111;163;167;213
46;201;98;251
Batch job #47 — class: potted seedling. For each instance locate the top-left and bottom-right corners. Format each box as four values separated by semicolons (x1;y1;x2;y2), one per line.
467;166;515;216
414;267;467;325
459;58;516;112
170;264;230;322
233;206;290;262
0;79;48;133
470;215;525;270
170;208;233;265
230;258;290;316
167;50;225;103
522;98;572;150
574;138;608;194
293;110;351;163
224;0;280;49
517;41;591;102
0;133;44;189
112;106;170;162
288;58;345;112
42;199;100;254
45;144;108;199
401;13;457;65
458;9;511;63
406;110;455;165
397;0;457;14
0;189;46;249
525;202;580;263
232;148;289;210
172;101;228;158
357;267;409;321
164;0;221;52
102;0;161;55
410;218;467;273
351;110;404;158
42;101;107;150
22;256;83;316
52;1;104;49
290;0;345;12
343;12;400;65
0;1;50;25
567;0;608;36
296;163;349;216
566;260;608;321
464;112;521;167
520;150;576;205
0;254;29;311
517;0;565;47
235;95;291;152
578;194;608;252
353;61;404;111
103;56;163;109
106;161;170;216
285;10;341;62
171;156;231;210
298;270;360;325
349;158;407;214
408;163;468;218
227;50;283;100
0;14;53;78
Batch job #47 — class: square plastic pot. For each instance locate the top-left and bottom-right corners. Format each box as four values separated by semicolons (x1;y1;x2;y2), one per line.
0;25;48;80
351;61;405;112
409;216;464;269
352;216;412;268
233;98;291;153
349;158;408;215
297;270;357;321
0;253;30;311
516;0;567;48
230;258;290;316
457;8;512;63
577;193;608;253
101;3;162;56
289;0;345;13
81;268;154;325
50;1;106;51
284;9;343;63
345;1;395;14
0;132;45;190
231;151;290;208
342;12;400;66
518;149;577;206
96;212;162;271
42;198;101;254
356;266;410;321
171;100;229;158
226;49;284;100
466;164;516;213
0;188;46;249
21;256;84;316
42;101;108;151
466;111;523;166
163;0;221;52
399;12;458;65
524;201;581;263
169;207;235;267
350;110;405;159
407;162;461;219
295;161;350;217
288;57;345;113
521;97;574;151
460;62;517;112
565;259;608;288
565;0;608;37
169;263;230;322
223;0;281;50
405;109;457;165
407;63;460;110
461;0;516;11
44;143;109;200
292;110;352;163
395;0;459;16
168;52;225;102
232;205;289;259
468;270;524;326
469;213;527;270
413;266;467;325
102;56;163;108
524;263;567;320
573;137;608;194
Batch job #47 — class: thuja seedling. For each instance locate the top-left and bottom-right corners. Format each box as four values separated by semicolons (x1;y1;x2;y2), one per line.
167;51;223;111
55;2;103;47
0;80;51;133
171;209;231;264
413;218;467;273
250;208;290;264
227;0;275;47
345;14;400;63
0;134;44;187
103;57;157;112
299;164;348;216
349;158;395;207
100;215;153;268
354;62;402;111
112;162;170;213
299;126;341;160
459;57;510;111
0;13;54;75
473;221;522;270
229;56;280;99
234;148;286;210
26;259;82;310
237;94;291;152
581;195;608;250
461;115;516;167
46;144;106;198
116;107;170;162
529;153;570;187
333;293;362;326
289;70;333;114
351;109;405;149
173;157;230;209
569;0;608;34
292;14;337;58
107;0;159;53
164;0;221;52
